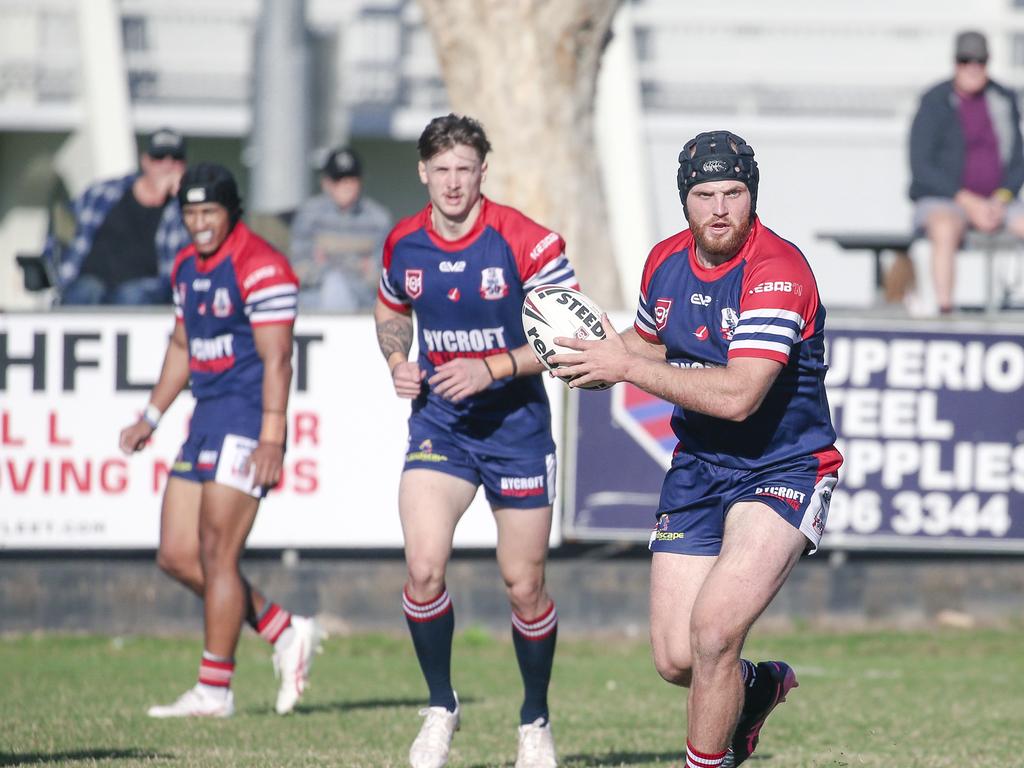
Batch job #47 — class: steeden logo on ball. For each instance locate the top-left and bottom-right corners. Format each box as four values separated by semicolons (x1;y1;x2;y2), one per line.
520;284;612;391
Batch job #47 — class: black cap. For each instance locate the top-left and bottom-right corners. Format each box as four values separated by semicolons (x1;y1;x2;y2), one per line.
955;30;989;62
146;127;186;160
321;147;362;180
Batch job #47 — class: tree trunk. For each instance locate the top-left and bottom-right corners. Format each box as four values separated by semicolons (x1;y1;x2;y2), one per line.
417;0;624;309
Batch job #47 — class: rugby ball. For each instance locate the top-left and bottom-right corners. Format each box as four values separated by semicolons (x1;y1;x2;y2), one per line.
521;284;612;390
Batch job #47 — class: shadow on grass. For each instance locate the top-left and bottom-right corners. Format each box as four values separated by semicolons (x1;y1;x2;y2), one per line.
295;695;477;715
465;751;684;768
0;749;171;766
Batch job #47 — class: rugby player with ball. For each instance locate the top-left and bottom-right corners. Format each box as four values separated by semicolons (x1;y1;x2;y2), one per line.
548;131;843;768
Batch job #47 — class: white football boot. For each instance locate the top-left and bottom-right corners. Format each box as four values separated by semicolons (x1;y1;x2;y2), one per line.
409;692;460;768
515;717;558;768
272;615;325;715
147;685;234;718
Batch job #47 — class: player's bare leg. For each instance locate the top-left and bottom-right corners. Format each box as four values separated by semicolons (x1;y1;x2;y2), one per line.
198;482;259;660
493;504;552;619
147;482;257;719
400;469;476;768
156;477;272;616
649;551;716;687
151;476;317;715
687;501;805;764
156;477;205;595
401;469;475;601
494;504;559;768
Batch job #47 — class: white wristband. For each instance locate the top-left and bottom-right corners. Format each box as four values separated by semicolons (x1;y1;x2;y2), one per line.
142;403;162;430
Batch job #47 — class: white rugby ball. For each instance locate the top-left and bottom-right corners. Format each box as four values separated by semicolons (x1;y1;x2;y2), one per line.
521;284;613;391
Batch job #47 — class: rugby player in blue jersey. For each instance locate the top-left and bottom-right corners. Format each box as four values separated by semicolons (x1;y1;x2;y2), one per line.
119;163;322;719
550;132;843;768
375;114;578;768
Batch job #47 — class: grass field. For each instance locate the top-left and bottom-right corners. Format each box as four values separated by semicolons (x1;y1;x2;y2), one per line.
2;627;1021;767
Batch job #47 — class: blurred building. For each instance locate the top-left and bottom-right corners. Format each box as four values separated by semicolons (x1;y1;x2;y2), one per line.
4;0;1024;308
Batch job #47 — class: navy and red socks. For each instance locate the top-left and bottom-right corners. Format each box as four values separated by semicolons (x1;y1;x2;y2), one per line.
511;600;558;725
686;740;728;768
403;586;457;712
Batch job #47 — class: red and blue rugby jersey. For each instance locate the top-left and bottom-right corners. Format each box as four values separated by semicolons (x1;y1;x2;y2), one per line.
378;197;578;447
633;218;842;475
171;221;298;407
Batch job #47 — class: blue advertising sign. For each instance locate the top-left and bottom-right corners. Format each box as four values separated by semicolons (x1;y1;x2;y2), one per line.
563;319;1024;552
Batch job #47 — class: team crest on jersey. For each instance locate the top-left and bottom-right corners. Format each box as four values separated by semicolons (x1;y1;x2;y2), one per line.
447;287;461;302
405;269;423;299
654;298;673;331
480;267;508;300
693;325;709;341
212;287;233;318
720;307;739;340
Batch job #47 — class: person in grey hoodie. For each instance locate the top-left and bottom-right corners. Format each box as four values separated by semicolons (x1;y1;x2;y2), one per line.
289;146;393;312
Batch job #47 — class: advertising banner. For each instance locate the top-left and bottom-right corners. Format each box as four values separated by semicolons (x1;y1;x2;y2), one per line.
0;312;565;549
565;317;1024;552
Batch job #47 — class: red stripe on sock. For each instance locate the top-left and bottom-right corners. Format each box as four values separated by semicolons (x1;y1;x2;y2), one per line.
685;741;727;768
402;587;452;622
198;657;235;688
257;603;292;644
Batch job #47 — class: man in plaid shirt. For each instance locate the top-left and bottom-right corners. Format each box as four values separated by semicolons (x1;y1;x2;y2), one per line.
46;127;189;305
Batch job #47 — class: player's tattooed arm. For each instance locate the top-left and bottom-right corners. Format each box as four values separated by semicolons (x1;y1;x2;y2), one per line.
374;299;414;369
375;299;423;398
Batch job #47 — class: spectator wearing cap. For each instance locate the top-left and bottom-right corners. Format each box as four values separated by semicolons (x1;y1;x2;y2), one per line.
45;127;190;305
909;30;1024;314
289;146;393;312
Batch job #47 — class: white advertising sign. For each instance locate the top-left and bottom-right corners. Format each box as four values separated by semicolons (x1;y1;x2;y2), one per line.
0;313;565;549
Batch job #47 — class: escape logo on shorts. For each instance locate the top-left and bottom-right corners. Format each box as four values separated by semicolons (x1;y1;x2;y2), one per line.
406;438;447;463
651;513;685;541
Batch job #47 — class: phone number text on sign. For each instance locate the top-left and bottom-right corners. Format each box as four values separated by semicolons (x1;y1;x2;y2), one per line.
823;328;1024;548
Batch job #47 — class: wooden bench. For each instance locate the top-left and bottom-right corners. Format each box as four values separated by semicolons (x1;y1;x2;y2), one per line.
817;230;1022;311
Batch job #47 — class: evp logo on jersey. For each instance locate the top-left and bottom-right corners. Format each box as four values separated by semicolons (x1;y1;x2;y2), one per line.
480;267;508;300
405;269;423;299
654;298;673;330
212;287;233;318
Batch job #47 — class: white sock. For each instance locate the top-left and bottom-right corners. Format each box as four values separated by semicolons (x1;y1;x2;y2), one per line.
197;683;230;701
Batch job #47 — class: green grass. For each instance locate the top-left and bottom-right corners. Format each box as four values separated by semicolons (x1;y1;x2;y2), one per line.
1;628;1021;767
